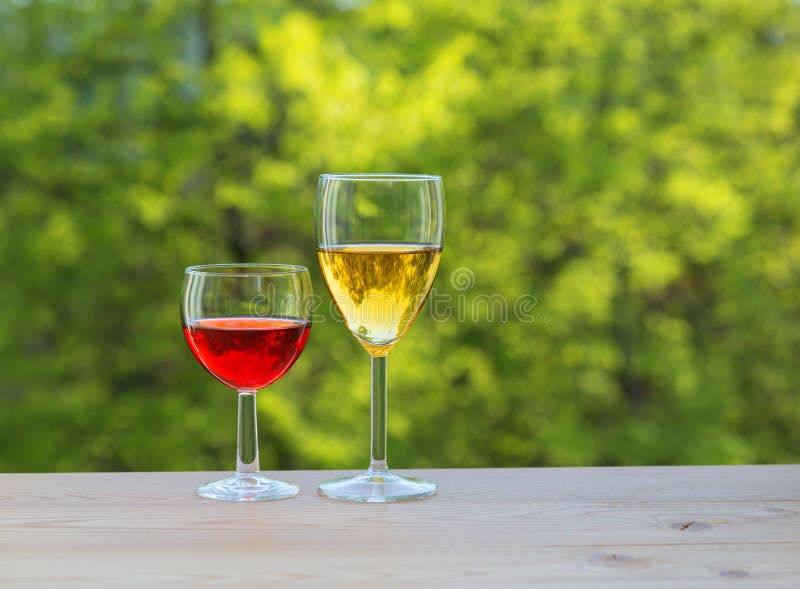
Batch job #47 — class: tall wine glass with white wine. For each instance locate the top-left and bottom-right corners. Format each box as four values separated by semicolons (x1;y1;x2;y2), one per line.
315;173;444;502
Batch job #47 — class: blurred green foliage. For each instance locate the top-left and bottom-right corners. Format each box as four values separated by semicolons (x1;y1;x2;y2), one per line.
1;0;799;472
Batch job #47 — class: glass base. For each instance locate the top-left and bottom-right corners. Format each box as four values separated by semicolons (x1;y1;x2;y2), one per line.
318;470;436;503
196;472;299;502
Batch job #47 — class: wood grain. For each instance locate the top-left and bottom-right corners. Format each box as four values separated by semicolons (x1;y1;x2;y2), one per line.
0;467;798;587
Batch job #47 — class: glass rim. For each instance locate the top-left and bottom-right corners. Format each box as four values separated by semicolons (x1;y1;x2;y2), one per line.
185;263;309;277
319;173;441;182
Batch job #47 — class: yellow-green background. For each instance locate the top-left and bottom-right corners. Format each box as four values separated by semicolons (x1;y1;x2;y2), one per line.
2;0;799;471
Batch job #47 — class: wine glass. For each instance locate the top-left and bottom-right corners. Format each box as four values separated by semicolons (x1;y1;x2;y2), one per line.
315;173;445;502
181;264;312;501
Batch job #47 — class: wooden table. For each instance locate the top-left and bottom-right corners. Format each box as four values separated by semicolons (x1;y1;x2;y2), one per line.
0;466;798;587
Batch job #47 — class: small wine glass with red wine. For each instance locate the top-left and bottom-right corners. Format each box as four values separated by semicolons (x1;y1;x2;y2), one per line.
181;264;312;501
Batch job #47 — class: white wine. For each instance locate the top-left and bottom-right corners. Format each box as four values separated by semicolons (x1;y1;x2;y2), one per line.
318;243;442;356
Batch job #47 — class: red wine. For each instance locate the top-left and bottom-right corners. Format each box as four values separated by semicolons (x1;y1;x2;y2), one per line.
183;317;311;391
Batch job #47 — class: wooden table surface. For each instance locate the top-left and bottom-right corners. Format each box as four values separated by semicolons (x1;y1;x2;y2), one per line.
0;466;798;587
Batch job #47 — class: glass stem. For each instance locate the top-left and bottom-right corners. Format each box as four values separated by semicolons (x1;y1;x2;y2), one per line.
370;355;388;473
236;391;260;474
